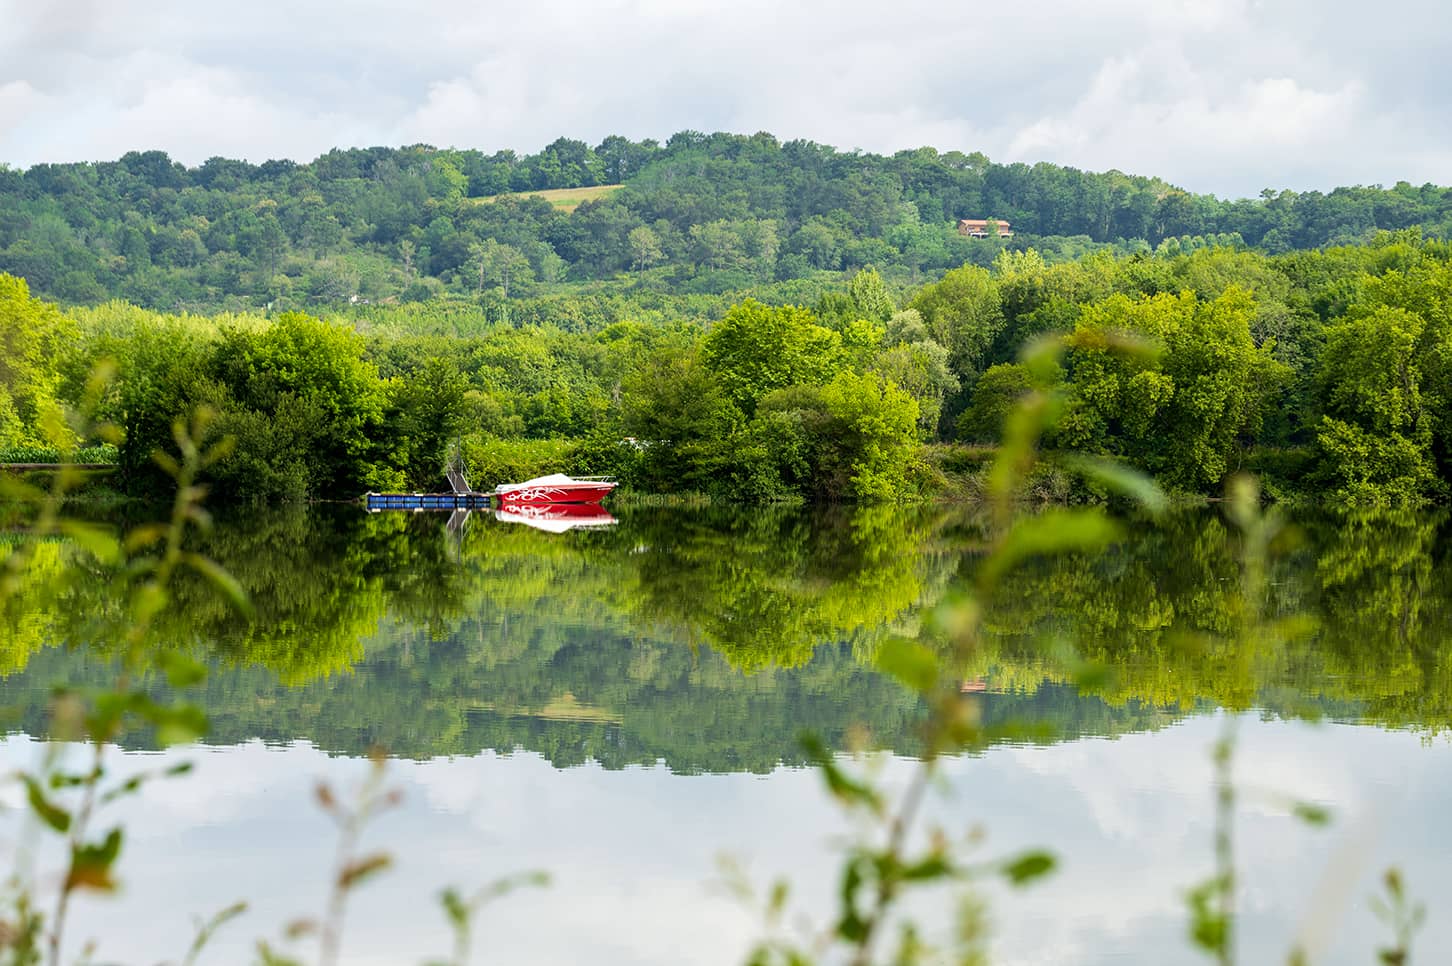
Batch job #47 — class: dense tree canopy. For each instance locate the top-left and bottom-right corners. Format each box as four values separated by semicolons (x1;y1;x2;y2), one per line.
0;275;75;449
1056;288;1281;490
702;299;844;413
4;168;1452;506
2;134;1449;315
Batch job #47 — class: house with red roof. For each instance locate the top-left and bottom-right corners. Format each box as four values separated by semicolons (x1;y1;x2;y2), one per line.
957;218;1013;238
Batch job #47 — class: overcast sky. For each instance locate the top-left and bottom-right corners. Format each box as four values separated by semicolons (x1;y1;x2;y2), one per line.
1;0;1447;197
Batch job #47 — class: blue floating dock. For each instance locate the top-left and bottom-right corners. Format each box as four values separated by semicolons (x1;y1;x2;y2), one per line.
365;492;494;512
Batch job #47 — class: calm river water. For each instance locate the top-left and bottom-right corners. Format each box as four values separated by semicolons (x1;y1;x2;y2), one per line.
1;502;1450;964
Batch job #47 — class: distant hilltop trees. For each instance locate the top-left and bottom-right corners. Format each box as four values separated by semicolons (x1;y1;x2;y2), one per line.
0;131;1448;310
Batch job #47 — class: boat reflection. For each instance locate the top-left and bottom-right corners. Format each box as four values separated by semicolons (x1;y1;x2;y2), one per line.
494;502;618;533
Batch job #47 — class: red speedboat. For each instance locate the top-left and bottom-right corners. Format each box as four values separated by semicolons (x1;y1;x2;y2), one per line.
491;473;616;506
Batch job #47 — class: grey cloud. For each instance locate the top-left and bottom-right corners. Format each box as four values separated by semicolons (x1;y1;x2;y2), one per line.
0;0;1448;195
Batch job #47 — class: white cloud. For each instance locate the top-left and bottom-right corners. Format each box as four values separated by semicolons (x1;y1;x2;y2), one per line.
1006;56;1366;189
0;0;1447;194
1;716;1450;964
0;79;49;146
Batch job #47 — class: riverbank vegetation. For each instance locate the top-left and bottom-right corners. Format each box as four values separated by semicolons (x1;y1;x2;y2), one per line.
5;227;1452;506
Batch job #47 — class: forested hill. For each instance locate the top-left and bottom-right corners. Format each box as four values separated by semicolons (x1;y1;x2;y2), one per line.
3;132;1450;312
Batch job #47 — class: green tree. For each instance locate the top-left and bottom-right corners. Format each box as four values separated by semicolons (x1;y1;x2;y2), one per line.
468;240;533;300
847;266;896;324
908;263;1005;380
620;345;748;493
390;356;471;488
871;340;958;437
0;274;75;449
627;225;665;273
1313;307;1439;504
622;347;740;443
210;312;398;499
818;370;922;500
760;370;922;501
1058;289;1280;490
688;220;747;272
702;300;844;414
957;362;1036;442
96;319;222;489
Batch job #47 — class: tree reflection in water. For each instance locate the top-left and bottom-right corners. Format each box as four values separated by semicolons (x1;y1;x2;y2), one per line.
3;504;1450;771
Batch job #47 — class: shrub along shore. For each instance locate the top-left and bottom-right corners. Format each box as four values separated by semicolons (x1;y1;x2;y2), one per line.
2;229;1452;508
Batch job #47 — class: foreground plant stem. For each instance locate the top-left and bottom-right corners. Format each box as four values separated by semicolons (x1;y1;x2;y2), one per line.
846;753;935;966
44;413;224;966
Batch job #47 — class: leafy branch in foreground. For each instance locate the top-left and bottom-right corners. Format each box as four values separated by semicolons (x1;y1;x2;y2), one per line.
1;406;245;966
1370;868;1424;966
256;750;401;966
1185;474;1334;966
254;750;550;966
177;901;249;966
2;391;547;966
426;871;550;966
737;335;1164;965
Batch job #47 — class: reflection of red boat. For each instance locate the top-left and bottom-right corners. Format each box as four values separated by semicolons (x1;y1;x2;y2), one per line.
491;473;617;506
494;504;617;533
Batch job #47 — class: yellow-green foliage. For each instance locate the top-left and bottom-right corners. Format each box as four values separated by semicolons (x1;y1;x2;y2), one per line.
1309;256;1452;505
1057;288;1283;490
10;234;1452;507
908;262;1004;377
702;299;845;413
459;436;579;489
0;540;69;674
68;300;269;340
0;275;77;450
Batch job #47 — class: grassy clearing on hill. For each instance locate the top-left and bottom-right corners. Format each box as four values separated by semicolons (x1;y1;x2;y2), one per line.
474;184;623;212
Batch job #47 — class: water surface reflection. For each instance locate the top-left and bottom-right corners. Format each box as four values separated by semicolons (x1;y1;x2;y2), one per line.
1;503;1450;961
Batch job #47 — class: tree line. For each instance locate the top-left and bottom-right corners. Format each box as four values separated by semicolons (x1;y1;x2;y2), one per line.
1;133;1449;313
4;229;1452;505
